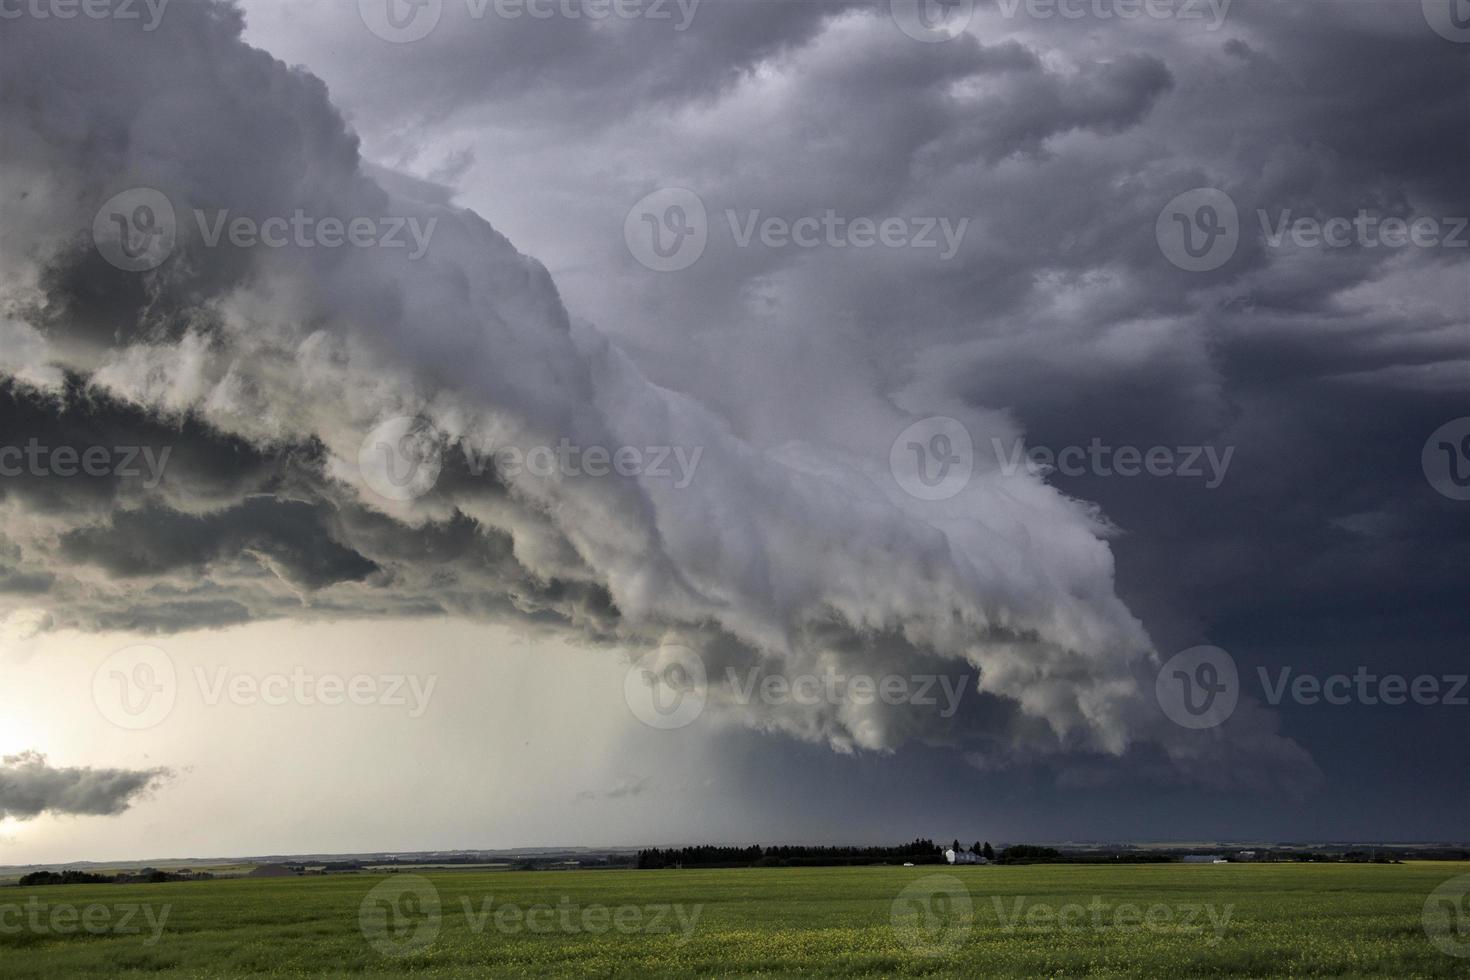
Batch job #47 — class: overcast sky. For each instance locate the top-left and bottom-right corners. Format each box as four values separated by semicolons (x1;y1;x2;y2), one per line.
0;0;1466;864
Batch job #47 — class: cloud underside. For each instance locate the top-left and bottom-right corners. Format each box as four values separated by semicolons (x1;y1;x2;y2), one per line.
7;1;1458;793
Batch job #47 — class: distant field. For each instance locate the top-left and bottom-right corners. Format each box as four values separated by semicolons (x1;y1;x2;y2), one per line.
1;862;1467;977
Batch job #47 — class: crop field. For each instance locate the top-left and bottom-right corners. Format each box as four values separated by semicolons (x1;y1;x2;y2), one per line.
1;862;1467;978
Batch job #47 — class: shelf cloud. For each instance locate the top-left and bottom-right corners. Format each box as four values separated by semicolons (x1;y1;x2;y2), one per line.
8;0;1459;804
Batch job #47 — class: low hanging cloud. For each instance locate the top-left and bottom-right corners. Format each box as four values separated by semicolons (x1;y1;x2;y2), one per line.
0;752;171;821
0;1;1322;788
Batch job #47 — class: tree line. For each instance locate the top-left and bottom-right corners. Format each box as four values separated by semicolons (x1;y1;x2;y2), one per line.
637;839;948;869
16;868;213;886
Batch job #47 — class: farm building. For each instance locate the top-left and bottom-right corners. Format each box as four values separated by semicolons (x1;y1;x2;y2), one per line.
247;863;299;878
944;848;988;865
1181;855;1228;864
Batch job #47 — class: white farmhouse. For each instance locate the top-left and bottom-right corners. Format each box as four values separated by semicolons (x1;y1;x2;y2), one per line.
944;848;988;865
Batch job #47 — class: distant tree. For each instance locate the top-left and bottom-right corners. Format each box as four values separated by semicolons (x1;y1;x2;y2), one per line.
983;842;996;861
951;840;961;854
639;840;946;869
972;842;982;854
18;870;111;886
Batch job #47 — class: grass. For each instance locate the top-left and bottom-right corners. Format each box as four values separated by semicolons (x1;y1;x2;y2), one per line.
0;861;1466;977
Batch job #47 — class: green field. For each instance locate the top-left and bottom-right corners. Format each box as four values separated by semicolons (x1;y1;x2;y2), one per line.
1;862;1467;977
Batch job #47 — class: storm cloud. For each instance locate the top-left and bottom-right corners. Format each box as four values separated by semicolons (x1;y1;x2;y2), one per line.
0;0;1464;812
0;752;170;821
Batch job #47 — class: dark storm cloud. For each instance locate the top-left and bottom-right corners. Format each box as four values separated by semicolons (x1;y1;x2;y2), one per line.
0;1;1185;780
0;752;170;821
0;378;626;636
59;499;380;587
0;0;1463;811
256;0;866;128
0;375;287;514
229;0;1465;831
